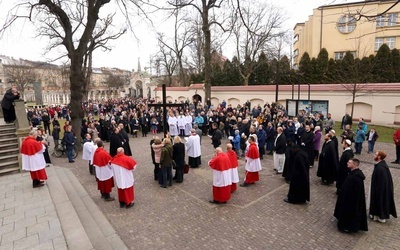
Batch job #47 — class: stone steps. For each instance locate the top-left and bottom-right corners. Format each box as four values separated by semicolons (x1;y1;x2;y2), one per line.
0;123;20;175
47;166;127;250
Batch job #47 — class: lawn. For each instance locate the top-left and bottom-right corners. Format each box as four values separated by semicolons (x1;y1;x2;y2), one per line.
333;122;396;144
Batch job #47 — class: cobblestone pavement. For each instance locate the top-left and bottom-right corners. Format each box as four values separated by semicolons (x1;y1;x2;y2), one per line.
0;171;67;250
51;134;400;250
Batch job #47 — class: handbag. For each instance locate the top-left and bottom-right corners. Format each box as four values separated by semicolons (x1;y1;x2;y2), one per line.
184;164;189;174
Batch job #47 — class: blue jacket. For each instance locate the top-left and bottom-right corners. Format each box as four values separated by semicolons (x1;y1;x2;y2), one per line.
257;129;266;147
355;129;366;143
63;131;75;149
232;134;241;149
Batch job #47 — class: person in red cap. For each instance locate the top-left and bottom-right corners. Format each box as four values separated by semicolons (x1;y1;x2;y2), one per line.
21;129;48;188
93;140;115;202
241;135;262;187
208;147;232;204
110;147;137;209
226;143;239;193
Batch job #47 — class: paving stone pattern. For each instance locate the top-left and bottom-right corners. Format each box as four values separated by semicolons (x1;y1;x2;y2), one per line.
50;134;400;250
0;172;67;250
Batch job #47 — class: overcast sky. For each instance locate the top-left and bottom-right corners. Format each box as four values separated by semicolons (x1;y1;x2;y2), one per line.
0;0;350;71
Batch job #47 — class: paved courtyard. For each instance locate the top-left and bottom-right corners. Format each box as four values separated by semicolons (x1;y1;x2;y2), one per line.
50;134;400;250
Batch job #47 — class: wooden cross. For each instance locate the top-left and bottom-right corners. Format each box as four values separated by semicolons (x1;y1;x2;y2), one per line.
148;84;184;137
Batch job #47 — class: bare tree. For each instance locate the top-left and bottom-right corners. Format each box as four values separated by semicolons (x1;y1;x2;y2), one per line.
1;0;139;142
233;0;284;86
3;63;37;99
156;9;194;86
168;0;231;100
156;33;177;86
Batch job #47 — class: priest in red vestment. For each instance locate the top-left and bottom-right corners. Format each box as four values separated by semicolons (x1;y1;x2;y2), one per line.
93;140;115;201
226;143;239;193
241;135;262;187
110;147;137;209
21;129;48;188
208;147;232;204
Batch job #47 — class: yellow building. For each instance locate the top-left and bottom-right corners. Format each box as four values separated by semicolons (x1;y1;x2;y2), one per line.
293;0;400;69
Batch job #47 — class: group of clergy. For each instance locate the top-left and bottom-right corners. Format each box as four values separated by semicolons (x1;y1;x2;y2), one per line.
208;135;262;204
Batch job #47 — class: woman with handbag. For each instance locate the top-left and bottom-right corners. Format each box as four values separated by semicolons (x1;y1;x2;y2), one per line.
151;137;163;183
160;138;173;188
173;136;186;183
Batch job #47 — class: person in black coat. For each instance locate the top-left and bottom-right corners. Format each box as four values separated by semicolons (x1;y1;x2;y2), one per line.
334;158;368;233
139;114;149;137
52;117;61;149
369;150;397;223
63;125;75;163
282;140;294;182
317;134;339;185
118;123;132;156
172;136;186;183
211;123;223;148
265;122;275;154
284;144;310;204
300;125;315;167
336;139;354;194
1;86;20;123
109;127;123;157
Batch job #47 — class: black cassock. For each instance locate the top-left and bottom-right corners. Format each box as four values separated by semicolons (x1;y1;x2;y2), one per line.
109;132;123;157
369;160;397;220
336;148;354;191
119;128;132;156
300;130;314;167
282;144;294;182
334;168;368;232
317;141;338;183
287;150;310;203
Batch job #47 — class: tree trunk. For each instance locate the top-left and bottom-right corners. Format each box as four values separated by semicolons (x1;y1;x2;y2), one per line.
69;53;85;149
351;88;356;119
202;5;212;100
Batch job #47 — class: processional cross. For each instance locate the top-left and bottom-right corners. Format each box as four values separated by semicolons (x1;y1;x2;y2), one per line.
148;84;184;137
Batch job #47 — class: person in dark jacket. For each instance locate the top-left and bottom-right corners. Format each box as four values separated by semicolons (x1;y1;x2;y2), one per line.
52;117;61;149
369;150;397;223
211;123;223;148
273;127;286;174
284;144;310;204
109;127;123;157
334;158;368;233
63;125;75;163
257;125;266;160
172;136;186;183
1;86;20;124
317;133;339;185
160;138;173;188
301;125;315;167
118;123;132;156
265;122;275;154
336;139;354;194
282;140;294;182
366;128;379;153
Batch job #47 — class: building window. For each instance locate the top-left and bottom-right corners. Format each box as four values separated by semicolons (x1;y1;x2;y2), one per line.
334;51;356;60
337;15;357;34
386;37;396;49
376;15;385;27
388;13;397;26
375;38;384;51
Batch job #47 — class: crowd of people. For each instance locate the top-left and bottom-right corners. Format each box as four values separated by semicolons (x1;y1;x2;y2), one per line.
10;91;399;234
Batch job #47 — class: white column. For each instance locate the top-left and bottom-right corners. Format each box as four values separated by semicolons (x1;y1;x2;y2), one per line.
57;95;60;104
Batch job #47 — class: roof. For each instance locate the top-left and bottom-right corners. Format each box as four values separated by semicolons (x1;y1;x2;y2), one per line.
317;0;392;9
156;83;400;92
